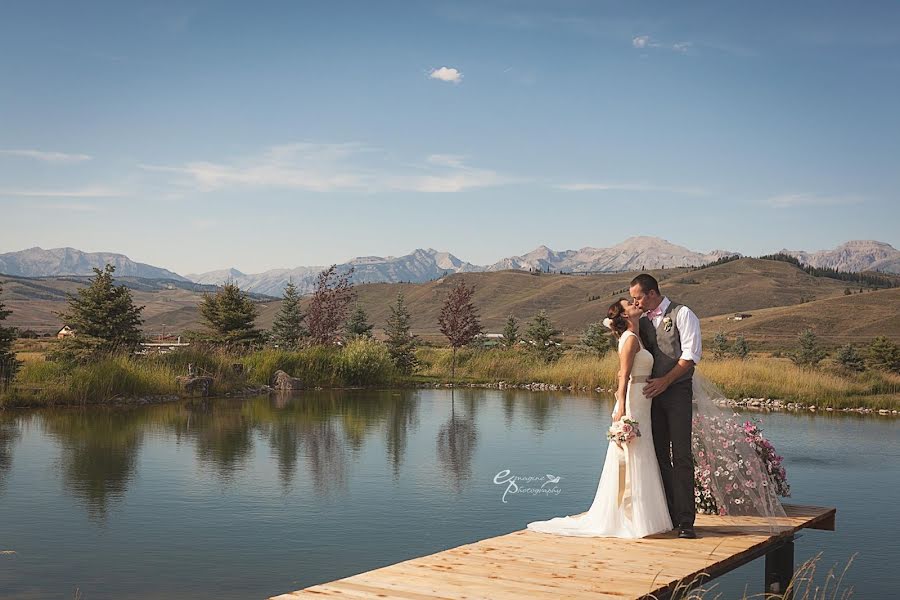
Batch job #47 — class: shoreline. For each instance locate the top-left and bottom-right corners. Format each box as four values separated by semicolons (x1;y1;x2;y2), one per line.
2;380;897;417
407;380;900;416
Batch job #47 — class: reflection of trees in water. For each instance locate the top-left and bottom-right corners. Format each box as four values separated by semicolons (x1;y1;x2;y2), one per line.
41;408;145;520
0;415;21;493
21;390;427;516
436;390;478;493
383;390;420;479
522;392;557;431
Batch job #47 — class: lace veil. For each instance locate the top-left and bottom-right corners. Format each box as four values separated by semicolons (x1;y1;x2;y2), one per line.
691;371;787;532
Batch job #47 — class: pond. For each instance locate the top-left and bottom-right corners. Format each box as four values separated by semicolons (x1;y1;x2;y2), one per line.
0;389;897;599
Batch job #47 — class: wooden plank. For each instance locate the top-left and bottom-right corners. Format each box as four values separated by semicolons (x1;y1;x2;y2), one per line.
269;504;835;600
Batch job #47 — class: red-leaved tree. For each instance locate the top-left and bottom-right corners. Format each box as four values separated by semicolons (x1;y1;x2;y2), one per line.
438;280;483;380
306;265;355;346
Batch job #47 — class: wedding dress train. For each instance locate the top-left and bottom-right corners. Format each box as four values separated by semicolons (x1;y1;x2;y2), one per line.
526;330;674;538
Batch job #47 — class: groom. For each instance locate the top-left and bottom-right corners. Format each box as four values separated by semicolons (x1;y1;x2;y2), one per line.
630;274;702;539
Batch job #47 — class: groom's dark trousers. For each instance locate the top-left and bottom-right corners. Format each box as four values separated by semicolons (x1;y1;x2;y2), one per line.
651;378;695;528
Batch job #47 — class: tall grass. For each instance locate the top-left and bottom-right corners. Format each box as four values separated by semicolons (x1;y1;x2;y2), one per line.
415;347;899;409
415;347;618;389
659;552;856;599
2;338;398;407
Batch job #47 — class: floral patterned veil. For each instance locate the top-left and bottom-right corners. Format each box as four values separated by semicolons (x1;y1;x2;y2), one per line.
691;371;787;533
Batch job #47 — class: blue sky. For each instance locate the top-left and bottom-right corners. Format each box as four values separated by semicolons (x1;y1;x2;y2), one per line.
2;0;898;274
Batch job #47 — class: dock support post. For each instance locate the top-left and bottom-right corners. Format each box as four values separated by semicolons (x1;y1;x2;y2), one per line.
765;535;795;599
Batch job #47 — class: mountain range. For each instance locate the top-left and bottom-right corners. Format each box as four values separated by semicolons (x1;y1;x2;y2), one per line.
1;238;897;296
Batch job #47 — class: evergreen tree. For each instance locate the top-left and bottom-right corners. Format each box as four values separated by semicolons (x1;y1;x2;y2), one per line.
344;304;374;338
0;283;20;386
307;265;355;346
269;280;306;349
502;315;519;348
438;281;483;380
581;321;610;357
712;331;730;359
197;280;262;346
526;310;562;362
55;264;144;356
789;329;826;368
866;336;900;374
836;343;866;372
731;335;750;360
385;292;418;375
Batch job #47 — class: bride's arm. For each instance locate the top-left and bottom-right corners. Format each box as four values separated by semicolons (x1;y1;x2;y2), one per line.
613;335;639;421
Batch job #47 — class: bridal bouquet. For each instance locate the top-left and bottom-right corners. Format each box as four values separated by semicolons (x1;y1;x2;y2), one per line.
607;418;641;445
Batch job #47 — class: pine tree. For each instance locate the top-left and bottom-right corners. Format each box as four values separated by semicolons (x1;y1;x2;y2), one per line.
836;343;866;372
866;336;900;374
197;280;262;346
0;283;20;386
385;292;418;375
526;310;562;362
438;281;483;380
269;280;306;349
306;265;355;346
581;322;610;357
344;304;374;338
502;315;519;348
789;329;826;368
712;331;730;360
55;264;144;356
731;335;750;360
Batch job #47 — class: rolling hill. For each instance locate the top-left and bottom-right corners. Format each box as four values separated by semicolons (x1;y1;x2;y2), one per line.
2;258;895;348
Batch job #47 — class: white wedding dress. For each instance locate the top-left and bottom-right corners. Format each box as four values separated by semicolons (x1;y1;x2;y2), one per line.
527;330;674;538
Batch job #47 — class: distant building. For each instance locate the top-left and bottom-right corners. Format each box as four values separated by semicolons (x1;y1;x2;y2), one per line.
730;313;753;321
56;325;76;339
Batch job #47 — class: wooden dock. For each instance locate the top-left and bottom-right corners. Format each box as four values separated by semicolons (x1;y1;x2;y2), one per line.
270;504;835;600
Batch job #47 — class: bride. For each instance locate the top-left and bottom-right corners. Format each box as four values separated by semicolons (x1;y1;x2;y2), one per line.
526;298;673;538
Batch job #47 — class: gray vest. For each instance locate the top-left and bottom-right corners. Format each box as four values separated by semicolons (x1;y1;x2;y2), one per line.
638;300;695;383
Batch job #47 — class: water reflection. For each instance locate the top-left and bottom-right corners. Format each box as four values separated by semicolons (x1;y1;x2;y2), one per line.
436;389;478;492
0;414;20;492
41;409;145;519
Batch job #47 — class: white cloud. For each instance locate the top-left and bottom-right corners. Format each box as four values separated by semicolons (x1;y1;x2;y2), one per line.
0;149;93;163
556;182;707;195
632;35;651;49
429;66;463;83
765;193;864;208
631;35;692;53
0;186;123;197
141;143;520;194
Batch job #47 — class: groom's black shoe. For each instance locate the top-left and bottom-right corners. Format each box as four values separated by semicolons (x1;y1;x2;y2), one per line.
677;525;697;539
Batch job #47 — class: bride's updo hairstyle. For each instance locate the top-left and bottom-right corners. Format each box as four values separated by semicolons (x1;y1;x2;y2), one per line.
606;299;629;338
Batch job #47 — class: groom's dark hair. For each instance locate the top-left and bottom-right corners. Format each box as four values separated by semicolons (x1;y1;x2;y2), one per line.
630;273;660;295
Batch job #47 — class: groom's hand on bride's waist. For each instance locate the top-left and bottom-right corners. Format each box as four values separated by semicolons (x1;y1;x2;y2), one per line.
643;377;670;399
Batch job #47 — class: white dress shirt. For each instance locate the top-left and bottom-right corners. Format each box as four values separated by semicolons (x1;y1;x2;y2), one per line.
648;297;702;364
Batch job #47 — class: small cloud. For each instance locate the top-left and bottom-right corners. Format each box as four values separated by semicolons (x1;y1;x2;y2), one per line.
0;149;92;163
765;193;864;208
429;66;463;84
426;154;466;168
44;203;100;212
631;35;692;54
